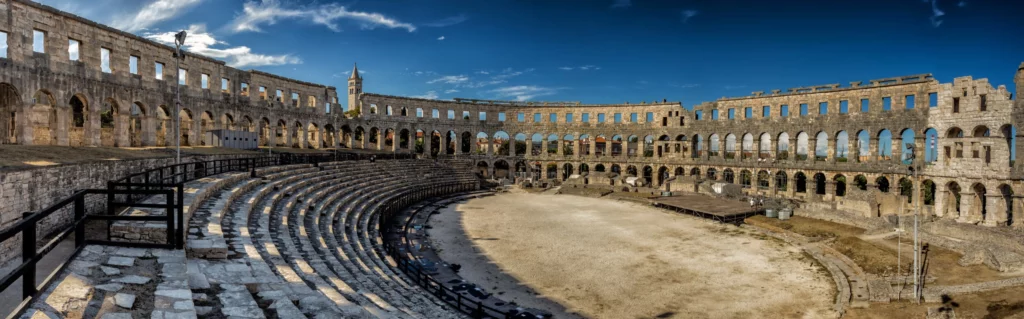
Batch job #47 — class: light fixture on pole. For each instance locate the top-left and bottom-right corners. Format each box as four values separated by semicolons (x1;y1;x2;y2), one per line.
173;30;187;164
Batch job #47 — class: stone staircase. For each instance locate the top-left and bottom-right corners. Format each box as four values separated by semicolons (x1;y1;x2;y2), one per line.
20;159;477;319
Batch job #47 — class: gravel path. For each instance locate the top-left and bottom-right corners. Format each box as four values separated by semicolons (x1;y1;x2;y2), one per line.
427;192;838;319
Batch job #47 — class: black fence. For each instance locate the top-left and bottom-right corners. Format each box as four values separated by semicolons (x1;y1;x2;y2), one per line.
377;183;535;319
2;151;406;319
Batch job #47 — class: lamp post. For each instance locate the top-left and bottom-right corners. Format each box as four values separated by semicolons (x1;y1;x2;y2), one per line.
906;143;921;303
173;30;187;164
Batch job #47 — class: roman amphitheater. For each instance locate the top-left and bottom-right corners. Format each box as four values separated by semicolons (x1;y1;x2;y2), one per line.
2;0;1024;318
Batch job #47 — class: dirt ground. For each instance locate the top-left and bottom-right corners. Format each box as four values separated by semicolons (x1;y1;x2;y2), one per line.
427;192;837;319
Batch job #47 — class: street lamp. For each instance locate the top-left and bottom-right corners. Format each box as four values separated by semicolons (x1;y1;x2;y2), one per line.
173;30;187;164
906;143;921;303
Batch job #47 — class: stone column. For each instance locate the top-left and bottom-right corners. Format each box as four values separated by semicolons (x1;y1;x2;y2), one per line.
985;194;1002;226
808;137;817;161
934;189;948;218
915;136;926;166
958;192;975;223
589;140;596;158
541;139;548;157
892;137;903;165
787;138;795;162
555;139;563;156
828;137;836;162
870;137;879;162
622;139;630;158
573;140;580;158
424;133;433;157
116;113;130;147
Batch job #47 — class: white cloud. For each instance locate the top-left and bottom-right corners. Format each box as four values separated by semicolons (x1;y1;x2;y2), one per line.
929;0;945;27
111;0;203;32
475;70;490;75
488;85;559;101
672;83;700;88
412;91;439;99
559;65;600;71
145;24;301;68
423;14;467;27
444;89;460;94
427;75;469;84
681;10;698;23
437;36;445;41
611;0;631;8
334;69;368;78
228;0;415;33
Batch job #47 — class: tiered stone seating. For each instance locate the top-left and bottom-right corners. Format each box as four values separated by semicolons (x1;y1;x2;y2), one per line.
23;159;479;318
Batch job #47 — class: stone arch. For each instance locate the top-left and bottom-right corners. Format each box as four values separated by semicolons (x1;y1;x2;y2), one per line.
354;126;365;148
775;171;788;191
611;164;621;174
758;133;771;159
922;179;936;206
430;130;442;157
31;89;58;145
241;115;254;132
495;160;511;179
739;169;752;187
814;131;828;161
834;174;847;197
946;182;962;217
875;176;890;193
155;105;171;146
642;135;653;157
445;130;457;155
531;133;544;156
341;125;353;148
878;129;892;160
611;135;623;156
324;124;336;148
741;133;754;160
0;83;21;145
221;113;235;130
199;111;214;146
562;134;575;156
562;163;574;180
690;167;701;177
579;134;591;156
692;134;704;158
461;131;472;154
69;94;89;146
724;133;737;159
854;174;868;190
1000;124;1015;167
307;123;320;149
414;129;425;153
368;127;380;150
579;163;590;174
384;128;395;149
755;170;769;189
180;109;195;147
706;167;717;180
972;183;987;222
595;163;606;172
1000;184;1014;225
794;172;807;193
900;128;916;164
596;135;607;157
626;165;637;176
477;132;491;154
856;130;870;162
674;167;684;176
128;102;146;147
777;132;790;160
399;128;410;149
546;133;559;155
924;128;938;163
835;130;849;161
642;166;653;184
400;106;407;116
723;168;735;183
796;131;809;160
100;98;120;146
477;160;490;177
515;133;528;155
291;120;303;148
658;166;669;186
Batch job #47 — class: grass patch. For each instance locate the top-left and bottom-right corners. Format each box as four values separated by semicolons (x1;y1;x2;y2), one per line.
830;236;909;275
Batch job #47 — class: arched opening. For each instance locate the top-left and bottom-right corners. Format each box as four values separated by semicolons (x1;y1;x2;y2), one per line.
546;163;557;179
706;168;717;180
899;177;914;203
399;129;410;149
741;133;753;160
0;83;21;145
834;175;846;197
461;131;471;154
878;129;893;161
835;131;849;161
531;133;543;156
354;126;365;148
674;167;684;176
946;182;962;217
579;134;591;156
611;164;621;175
478;132;491;154
740;170;752;188
626;165;637;176
775;171;788;191
579;163;589;174
368;127;380;150
1000;184;1013;225
414;129;425;154
611;135;623;156
973;183;987;221
725;133;737;159
1001;125;1016;167
562;134;575;156
690;167;701;177
814;173;827;194
324;124;336;148
477;161;490;178
596;135;607;157
495;160;510;179
562;163;574;180
200;111;215;146
814;131;828;161
777;132;790;160
31;90;57;145
307;123;321;149
854;175;868;191
794;172;807;193
430;131;441;157
709;134;720;157
856;130;870;162
100;99;119;146
495;131;510;155
514;133;528;155
900;128;916;164
922;179;936;206
446;131;457;155
875;176;890;193
641;135;652;157
128;102;145;147
341;125;353;148
758;133;772;160
642;166;653;184
291;121;303;148
595;164;606;172
757;170;770;189
924;128;938;163
692;134;704;158
796;132;809;161
657;166;669;186
723;168;735;184
180;109;195;146
547;133;559;155
156;106;171;146
69;94;88;146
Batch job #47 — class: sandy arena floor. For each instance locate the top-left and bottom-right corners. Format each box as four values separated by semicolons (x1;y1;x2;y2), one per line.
427;192;838;319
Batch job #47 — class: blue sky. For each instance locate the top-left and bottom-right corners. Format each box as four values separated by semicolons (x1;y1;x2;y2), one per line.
38;0;1023;109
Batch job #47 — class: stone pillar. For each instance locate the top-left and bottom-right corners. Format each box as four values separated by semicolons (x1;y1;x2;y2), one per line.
808;137;817;161
934;189;948;218
787;138;795;162
541;139;548;157
870;137;879;162
589;140;596;157
509;138;517;156
914;136;926;166
56;110;69;146
424;133;433;157
892;137;903;165
622;139;630;157
827;137;836;162
825;181;836;201
573;140;580;158
555;139;563;156
985;194;1002;226
958;192;975;223
1013;196;1024;229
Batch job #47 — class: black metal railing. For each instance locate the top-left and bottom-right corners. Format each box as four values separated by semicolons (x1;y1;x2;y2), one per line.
376;182;537;319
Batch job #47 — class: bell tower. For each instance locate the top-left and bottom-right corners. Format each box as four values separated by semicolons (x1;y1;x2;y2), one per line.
347;63;362;114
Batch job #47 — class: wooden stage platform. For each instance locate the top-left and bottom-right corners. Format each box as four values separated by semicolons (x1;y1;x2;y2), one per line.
652;194;762;223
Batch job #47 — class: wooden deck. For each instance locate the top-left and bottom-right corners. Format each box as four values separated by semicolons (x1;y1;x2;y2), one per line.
652;193;761;223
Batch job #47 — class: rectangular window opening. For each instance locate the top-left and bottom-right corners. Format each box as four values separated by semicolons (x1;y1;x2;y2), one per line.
614;113;622;123
818;102;828;115
221;78;230;93
799;104;808;116
728;108;735;119
582;113;590;122
154;62;164;80
517;112;525;122
980;94;987;111
882;97;892;111
178;68;187;85
630;113;638;123
550;113;557;123
780;105;789;117
566;113;573;123
953;97;960;113
646;112;654;122
498;112;506;122
928;92;938;107
744;107;752;118
32;29;45;53
839;100;848;114
0;32;8;58
68;39;79;61
860;99;869;112
240;82;249;96
129;55;139;75
201;74;209;89
100;48;111;73
905;94;915;109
